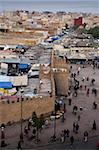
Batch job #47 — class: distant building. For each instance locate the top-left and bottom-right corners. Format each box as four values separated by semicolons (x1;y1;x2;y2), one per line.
74;17;83;26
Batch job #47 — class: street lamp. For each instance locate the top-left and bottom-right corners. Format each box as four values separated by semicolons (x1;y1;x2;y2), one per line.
20;88;24;142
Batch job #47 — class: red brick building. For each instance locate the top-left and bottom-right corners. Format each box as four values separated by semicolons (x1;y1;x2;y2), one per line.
74;17;83;26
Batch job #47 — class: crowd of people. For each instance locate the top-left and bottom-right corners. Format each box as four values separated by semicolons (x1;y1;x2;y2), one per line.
58;61;99;147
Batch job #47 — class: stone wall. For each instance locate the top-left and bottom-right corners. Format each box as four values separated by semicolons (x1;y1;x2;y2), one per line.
0;50;69;124
0;96;54;124
0;63;55;124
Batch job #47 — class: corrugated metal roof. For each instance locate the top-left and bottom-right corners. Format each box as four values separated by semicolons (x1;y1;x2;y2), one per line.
0;75;10;82
0;58;20;64
0;58;29;64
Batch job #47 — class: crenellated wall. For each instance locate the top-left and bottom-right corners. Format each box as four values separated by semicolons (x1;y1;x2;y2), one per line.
0;96;54;124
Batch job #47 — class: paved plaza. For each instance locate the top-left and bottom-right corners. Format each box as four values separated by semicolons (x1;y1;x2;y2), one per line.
1;64;99;150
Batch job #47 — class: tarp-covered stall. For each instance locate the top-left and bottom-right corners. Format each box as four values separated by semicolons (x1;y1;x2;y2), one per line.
0;82;12;89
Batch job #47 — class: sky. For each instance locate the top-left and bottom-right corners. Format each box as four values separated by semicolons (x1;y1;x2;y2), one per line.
0;0;98;13
0;0;97;1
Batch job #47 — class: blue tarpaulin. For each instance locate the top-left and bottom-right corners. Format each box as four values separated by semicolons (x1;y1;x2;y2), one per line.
51;37;59;41
0;82;13;89
18;64;28;69
16;45;24;49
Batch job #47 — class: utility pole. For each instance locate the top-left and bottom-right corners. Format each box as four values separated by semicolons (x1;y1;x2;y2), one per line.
53;101;56;140
20;88;24;143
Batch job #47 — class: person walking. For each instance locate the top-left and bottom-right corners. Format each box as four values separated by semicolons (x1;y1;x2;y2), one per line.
63;103;66;113
73;122;76;133
78;66;81;72
85;85;87;90
77;66;80;75
80;85;83;90
84;131;88;143
66;129;70;138
93;102;97;109
68;98;72;105
74;73;76;78
63;130;67;141
94;89;97;97
86;88;90;97
24;126;28;137
70;136;74;147
1;127;5;139
92;120;96;130
91;79;95;85
61;113;65;123
74;90;78;97
60;131;65;143
70;65;72;72
32;128;36;138
1;126;7;148
73;106;78;115
75;123;79;134
28;118;33;130
17;140;22;150
86;77;89;81
82;76;85;82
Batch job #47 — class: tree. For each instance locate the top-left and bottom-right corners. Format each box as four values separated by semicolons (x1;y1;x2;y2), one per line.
73;25;79;30
32;112;45;142
87;26;99;39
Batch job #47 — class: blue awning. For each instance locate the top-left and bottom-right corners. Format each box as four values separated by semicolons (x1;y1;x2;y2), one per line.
16;45;24;49
18;64;28;69
0;82;13;89
51;37;59;41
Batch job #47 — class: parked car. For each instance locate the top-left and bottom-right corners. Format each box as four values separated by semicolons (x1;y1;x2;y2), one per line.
28;71;39;78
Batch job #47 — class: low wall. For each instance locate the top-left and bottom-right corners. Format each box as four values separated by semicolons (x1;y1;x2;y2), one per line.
0;96;54;124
